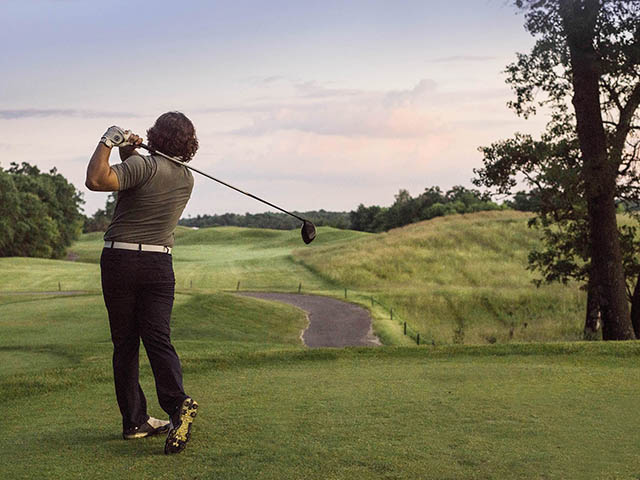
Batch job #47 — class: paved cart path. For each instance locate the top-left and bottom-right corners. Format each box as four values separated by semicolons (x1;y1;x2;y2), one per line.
238;292;381;348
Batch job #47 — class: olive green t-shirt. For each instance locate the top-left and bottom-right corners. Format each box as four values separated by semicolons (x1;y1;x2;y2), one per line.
104;154;194;247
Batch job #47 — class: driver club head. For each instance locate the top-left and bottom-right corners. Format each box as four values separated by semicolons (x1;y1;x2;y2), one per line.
301;220;316;244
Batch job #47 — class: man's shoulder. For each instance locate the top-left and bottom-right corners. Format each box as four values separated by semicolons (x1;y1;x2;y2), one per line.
110;153;158;191
154;156;193;180
124;153;155;166
116;154;157;175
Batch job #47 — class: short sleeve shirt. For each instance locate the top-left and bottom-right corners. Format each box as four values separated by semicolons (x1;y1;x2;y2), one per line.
103;154;194;247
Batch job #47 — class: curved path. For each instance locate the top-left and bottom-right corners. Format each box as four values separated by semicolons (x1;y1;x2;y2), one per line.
238;292;381;348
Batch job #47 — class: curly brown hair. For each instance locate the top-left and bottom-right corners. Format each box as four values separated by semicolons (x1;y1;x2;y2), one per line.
146;111;199;162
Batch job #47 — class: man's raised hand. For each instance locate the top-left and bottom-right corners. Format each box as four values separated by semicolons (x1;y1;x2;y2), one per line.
101;126;134;148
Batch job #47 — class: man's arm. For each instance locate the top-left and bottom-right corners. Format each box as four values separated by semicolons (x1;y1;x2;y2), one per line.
119;144;140;162
85;127;143;191
85;143;120;191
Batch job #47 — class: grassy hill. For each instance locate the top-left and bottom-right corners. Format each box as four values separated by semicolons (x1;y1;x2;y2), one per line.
294;210;586;345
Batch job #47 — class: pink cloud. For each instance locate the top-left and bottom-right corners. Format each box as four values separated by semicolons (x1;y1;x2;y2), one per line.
232;79;442;138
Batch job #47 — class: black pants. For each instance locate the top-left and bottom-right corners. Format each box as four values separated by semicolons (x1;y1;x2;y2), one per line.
100;248;187;430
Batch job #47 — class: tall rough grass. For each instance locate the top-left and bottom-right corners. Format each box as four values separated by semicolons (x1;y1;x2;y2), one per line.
294;211;587;344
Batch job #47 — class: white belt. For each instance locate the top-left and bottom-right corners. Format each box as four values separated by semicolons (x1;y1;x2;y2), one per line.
104;241;172;254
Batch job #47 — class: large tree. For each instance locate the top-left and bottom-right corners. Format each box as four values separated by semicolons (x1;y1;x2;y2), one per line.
1;162;84;258
475;0;640;340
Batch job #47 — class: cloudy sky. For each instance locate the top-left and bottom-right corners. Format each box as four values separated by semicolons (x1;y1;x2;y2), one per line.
0;0;547;217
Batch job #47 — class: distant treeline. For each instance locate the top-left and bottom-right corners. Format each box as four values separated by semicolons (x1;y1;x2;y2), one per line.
179;186;505;233
83;193;116;233
179;210;351;230
350;186;503;232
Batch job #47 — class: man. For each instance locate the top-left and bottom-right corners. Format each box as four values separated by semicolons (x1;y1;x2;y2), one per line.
85;112;199;454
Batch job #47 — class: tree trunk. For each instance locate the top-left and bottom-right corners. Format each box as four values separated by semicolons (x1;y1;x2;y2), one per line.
585;191;633;339
583;274;601;340
630;276;640;338
559;0;635;340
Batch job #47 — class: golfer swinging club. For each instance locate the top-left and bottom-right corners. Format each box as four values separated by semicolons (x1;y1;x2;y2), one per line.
85;112;199;454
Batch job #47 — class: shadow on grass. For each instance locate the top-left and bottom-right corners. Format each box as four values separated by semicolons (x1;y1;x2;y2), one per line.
38;428;170;457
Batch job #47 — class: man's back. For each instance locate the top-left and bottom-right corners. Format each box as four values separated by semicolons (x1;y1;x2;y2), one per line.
104;154;194;247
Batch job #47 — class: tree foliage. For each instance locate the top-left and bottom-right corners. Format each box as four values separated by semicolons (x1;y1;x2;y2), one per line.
474;0;640;340
83;193;117;233
350;186;502;233
0;162;84;258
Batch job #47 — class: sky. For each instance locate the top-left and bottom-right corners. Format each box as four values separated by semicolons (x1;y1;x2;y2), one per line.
0;0;548;217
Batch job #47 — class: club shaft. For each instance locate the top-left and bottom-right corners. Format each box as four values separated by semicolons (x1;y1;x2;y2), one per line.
139;143;306;223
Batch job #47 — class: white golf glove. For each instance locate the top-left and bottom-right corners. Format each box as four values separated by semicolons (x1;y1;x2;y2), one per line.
100;126;132;148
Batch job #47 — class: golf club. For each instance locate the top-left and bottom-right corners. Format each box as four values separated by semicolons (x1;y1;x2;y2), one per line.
138;143;316;244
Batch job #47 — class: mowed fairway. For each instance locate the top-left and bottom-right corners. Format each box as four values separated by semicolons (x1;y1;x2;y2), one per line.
62;226;367;292
2;214;640;479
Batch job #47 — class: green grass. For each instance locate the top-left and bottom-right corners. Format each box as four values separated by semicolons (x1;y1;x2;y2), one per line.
0;257;99;292
0;292;306;378
3;344;640;479
171;226;366;291
2;216;640;478
294;211;588;345
29;226;364;293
